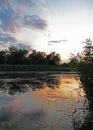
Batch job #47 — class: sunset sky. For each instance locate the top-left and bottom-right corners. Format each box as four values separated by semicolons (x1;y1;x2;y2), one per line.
0;0;93;61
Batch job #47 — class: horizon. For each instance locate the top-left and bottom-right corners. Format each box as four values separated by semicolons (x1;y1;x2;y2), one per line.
0;0;93;61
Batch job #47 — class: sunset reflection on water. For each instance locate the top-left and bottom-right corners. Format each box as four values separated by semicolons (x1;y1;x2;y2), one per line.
31;75;84;100
0;73;88;130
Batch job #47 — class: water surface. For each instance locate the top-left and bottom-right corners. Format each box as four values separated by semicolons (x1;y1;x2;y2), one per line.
0;72;88;130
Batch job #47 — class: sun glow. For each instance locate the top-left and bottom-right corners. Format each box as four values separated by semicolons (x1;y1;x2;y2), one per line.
11;0;93;62
27;75;84;101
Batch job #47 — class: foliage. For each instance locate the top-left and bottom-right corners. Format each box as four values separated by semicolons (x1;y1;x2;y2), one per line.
0;46;62;65
78;39;93;79
46;52;61;65
68;53;79;69
82;39;93;64
28;50;46;65
0;50;6;64
7;47;28;64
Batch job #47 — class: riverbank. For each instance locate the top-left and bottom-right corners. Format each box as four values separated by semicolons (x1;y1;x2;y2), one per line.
78;77;93;130
0;65;77;71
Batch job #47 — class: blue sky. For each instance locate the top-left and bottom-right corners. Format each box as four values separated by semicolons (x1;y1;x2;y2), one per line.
0;0;93;61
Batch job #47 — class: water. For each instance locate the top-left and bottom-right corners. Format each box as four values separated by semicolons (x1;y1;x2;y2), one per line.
0;72;88;130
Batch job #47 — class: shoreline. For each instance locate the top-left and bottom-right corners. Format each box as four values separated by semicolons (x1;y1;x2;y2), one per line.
0;65;77;71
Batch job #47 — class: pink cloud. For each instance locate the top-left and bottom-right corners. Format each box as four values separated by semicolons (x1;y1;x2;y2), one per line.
0;0;11;8
0;0;48;33
24;15;48;30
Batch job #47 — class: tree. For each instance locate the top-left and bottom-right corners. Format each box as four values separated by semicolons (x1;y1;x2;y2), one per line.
0;46;62;65
78;38;93;80
28;50;46;64
82;38;93;64
46;52;61;65
7;46;28;64
68;53;79;68
0;50;6;64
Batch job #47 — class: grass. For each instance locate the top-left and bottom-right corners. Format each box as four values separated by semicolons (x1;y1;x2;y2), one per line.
0;65;76;71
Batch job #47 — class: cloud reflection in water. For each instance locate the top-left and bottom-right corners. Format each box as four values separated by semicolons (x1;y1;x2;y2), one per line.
0;73;87;130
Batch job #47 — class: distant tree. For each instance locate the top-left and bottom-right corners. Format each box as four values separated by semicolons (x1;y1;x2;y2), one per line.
9;46;18;53
82;38;93;64
0;46;61;65
68;53;79;68
36;51;46;64
7;46;28;64
0;50;6;64
78;39;93;77
46;52;61;65
28;50;46;64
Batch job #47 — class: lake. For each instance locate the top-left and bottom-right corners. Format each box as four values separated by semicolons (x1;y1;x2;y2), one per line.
0;72;88;130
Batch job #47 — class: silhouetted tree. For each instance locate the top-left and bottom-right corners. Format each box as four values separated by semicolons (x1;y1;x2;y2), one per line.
46;52;61;65
78;39;93;107
7;46;28;64
68;53;79;69
0;46;62;65
82;38;93;64
0;50;6;64
28;50;46;64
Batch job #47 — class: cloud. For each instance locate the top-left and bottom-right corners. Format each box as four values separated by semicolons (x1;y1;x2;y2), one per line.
16;0;33;4
0;1;48;33
39;0;47;3
0;8;22;33
0;33;17;43
0;33;17;48
24;15;48;30
15;0;36;9
15;0;47;11
0;33;33;51
48;40;68;45
15;43;32;51
0;0;11;8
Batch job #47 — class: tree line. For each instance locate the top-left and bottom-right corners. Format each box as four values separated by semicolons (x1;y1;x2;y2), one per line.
65;38;93;130
69;38;93;77
0;38;93;68
69;38;93;105
0;46;62;65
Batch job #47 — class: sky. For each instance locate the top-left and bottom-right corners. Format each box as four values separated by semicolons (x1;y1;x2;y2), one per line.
0;0;93;61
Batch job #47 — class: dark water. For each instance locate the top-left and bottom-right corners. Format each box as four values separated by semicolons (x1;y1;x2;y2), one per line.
0;72;88;130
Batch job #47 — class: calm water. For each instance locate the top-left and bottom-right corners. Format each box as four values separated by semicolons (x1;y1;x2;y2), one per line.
0;72;88;130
